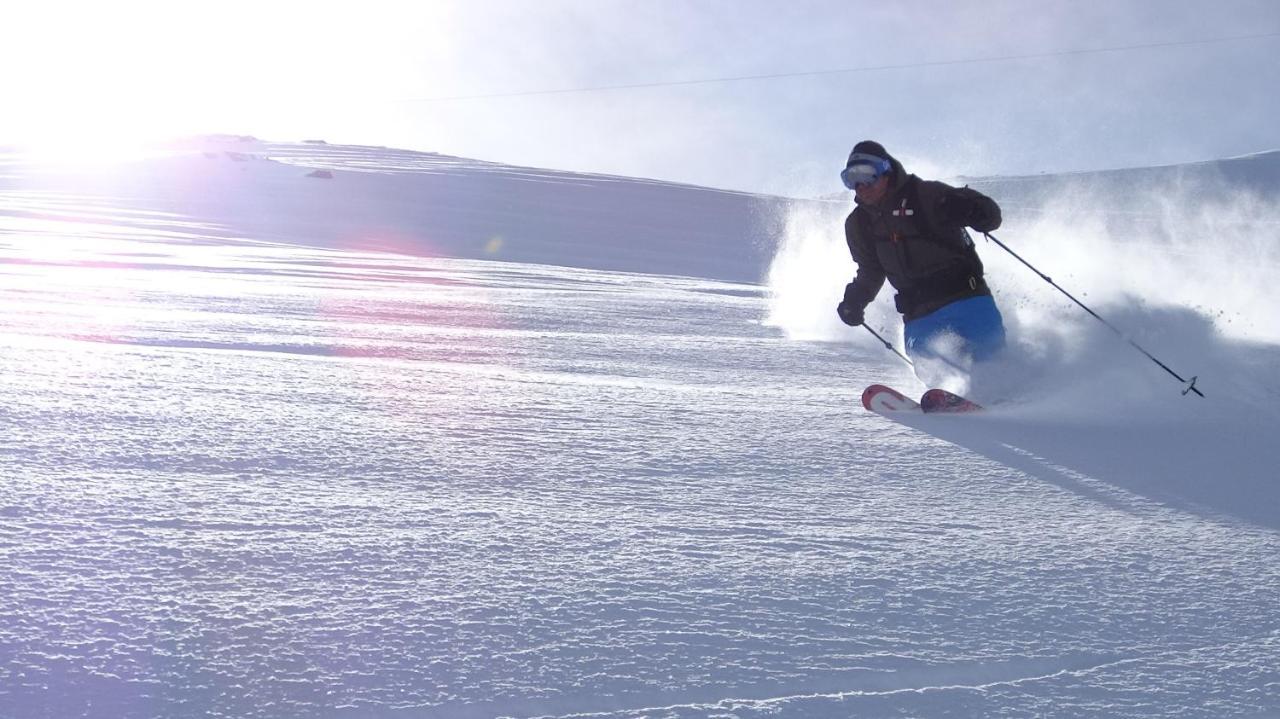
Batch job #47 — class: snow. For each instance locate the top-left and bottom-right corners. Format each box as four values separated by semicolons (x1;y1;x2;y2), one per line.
2;137;1279;718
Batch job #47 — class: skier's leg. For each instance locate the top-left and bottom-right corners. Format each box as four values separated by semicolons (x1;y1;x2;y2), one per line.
904;295;1006;391
951;294;1007;362
904;312;969;389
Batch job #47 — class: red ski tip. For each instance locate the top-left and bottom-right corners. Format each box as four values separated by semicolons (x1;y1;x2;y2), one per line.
862;384;921;413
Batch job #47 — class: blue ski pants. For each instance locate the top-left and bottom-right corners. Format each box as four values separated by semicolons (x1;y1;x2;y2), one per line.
903;294;1007;363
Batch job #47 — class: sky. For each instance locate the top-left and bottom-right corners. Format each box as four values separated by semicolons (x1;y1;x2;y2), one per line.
2;0;1278;195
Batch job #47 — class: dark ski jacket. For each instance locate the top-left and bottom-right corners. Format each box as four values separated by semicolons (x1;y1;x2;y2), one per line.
843;153;1002;321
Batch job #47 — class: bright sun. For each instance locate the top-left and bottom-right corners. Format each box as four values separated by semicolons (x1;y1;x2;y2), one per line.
1;6;205;162
1;3;293;162
1;2;452;166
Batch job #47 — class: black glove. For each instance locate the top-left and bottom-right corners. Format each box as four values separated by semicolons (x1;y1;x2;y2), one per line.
938;193;979;226
836;300;864;327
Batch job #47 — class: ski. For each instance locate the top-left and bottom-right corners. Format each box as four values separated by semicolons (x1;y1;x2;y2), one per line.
864;385;984;415
920;388;983;414
861;384;921;414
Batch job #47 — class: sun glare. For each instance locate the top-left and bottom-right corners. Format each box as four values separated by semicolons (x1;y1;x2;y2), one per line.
2;3;454;170
17;129;163;167
3;4;269;168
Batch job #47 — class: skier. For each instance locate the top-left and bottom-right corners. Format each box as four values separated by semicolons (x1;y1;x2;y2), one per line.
835;140;1006;384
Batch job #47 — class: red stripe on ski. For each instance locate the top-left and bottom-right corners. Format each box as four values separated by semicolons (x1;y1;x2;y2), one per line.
920;388;983;414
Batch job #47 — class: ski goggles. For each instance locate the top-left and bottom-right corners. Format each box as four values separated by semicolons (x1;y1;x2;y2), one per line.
840;153;892;190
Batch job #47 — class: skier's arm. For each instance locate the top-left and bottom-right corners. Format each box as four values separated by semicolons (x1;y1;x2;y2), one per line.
842;213;885;311
937;186;1002;233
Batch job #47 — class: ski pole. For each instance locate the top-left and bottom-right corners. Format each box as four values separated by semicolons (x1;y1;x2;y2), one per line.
983;232;1204;398
863;324;914;367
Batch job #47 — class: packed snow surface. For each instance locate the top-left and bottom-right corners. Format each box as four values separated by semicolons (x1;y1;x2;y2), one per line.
2;138;1279;718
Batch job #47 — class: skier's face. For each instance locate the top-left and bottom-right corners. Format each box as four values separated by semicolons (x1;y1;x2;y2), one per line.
855;173;890;204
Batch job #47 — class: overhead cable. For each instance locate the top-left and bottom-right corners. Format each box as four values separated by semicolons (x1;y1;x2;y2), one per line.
403;30;1280;103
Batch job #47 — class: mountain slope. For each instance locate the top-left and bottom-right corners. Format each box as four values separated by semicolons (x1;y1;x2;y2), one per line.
2;138;1279;719
1;137;801;284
